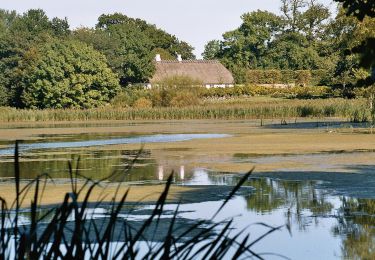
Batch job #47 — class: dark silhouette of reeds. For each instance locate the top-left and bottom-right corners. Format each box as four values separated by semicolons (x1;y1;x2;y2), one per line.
0;142;286;259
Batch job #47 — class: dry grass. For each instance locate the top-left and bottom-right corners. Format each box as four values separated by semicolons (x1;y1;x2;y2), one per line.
0;97;369;122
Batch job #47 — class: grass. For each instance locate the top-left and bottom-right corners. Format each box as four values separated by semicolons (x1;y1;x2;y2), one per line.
0;97;370;122
0;142;285;259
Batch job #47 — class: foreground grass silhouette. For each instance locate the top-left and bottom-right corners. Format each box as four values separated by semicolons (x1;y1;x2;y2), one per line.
0;141;286;259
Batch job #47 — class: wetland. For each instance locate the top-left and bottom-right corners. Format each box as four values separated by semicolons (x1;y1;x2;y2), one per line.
1;119;375;259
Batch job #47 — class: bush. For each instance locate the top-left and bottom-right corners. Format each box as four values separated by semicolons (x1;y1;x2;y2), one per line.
133;97;153;108
295;70;312;87
111;88;150;108
170;91;201;107
201;85;337;99
151;75;202;107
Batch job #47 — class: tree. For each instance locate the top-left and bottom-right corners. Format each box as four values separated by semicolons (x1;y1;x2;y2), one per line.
280;0;306;32
14;40;120;109
333;0;375;69
97;13;195;60
335;0;375;21
0;9;17;35
202;40;221;60
51;17;70;37
299;1;331;42
76;13;196;85
204;10;283;81
9;9;52;37
265;31;323;70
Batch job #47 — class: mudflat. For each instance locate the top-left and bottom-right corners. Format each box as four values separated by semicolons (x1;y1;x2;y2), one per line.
1;118;375;206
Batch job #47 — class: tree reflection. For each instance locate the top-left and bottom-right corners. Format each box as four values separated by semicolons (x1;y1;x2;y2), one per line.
0;149;159;181
244;178;334;231
334;198;375;259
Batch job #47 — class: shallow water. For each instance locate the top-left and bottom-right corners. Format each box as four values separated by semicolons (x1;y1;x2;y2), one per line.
13;169;375;259
0;133;229;156
1;130;375;259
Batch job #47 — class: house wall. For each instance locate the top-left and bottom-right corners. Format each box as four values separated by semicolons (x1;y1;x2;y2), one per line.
146;83;234;89
204;84;234;89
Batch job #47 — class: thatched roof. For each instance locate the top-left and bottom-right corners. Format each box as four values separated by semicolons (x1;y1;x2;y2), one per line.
150;60;234;84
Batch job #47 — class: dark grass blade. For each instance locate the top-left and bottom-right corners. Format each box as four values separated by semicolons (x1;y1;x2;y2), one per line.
14;140;20;258
212;168;254;219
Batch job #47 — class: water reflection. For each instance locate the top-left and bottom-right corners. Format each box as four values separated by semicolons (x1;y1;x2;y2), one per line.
335;198;375;259
181;171;375;258
6;169;375;259
0;133;229;156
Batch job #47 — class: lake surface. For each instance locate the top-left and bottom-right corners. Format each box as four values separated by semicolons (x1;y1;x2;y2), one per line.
1;130;375;259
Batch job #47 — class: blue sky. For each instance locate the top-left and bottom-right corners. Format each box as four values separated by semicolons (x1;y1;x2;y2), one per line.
0;0;335;57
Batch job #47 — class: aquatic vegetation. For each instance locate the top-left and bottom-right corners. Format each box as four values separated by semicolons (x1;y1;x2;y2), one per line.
0;142;283;259
0;98;369;122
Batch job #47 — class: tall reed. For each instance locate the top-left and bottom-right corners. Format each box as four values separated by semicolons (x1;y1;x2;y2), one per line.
0;98;368;122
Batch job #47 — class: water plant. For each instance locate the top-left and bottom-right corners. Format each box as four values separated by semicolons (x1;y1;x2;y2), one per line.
0;98;369;122
0;142;285;259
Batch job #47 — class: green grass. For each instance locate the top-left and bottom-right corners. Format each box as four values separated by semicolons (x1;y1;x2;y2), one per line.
0;97;369;122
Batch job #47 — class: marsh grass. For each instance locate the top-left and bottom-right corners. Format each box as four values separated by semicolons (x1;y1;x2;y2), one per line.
0;98;369;122
0;142;286;259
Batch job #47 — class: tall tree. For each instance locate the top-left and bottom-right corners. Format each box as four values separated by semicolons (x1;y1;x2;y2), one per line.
14;39;120;109
280;0;306;32
202;40;221;60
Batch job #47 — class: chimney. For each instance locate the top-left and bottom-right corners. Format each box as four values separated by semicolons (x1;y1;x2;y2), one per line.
177;54;182;62
155;54;161;62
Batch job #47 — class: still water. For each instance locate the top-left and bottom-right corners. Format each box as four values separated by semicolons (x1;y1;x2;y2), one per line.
0;132;374;259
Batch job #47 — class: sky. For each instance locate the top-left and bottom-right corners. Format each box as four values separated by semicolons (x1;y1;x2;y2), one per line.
0;0;336;58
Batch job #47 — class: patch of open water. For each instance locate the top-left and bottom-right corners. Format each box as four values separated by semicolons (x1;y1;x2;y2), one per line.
0;133;229;156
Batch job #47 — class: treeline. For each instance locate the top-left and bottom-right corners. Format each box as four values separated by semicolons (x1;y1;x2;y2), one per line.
0;9;195;108
245;69;324;86
203;0;375;87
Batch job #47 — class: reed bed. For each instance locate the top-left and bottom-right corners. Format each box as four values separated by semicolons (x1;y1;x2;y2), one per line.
0;98;369;122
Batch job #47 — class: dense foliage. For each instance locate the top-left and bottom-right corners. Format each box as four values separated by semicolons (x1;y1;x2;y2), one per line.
203;0;375;87
16;40;120;109
0;1;374;109
0;9;195;108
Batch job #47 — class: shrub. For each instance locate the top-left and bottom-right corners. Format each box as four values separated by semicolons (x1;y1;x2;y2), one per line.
151;75;202;107
133;97;153;108
264;70;282;84
295;70;312;87
170;91;200;107
111;90;133;108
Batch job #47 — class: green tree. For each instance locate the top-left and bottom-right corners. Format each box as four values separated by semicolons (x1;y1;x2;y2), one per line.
14;39;120;109
74;13;195;85
335;0;375;21
265;32;322;70
299;1;331;42
333;1;375;73
97;13;195;60
51;17;70;37
280;0;306;32
202;40;221;60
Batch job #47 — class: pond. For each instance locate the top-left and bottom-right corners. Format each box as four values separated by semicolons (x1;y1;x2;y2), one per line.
0;130;374;259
